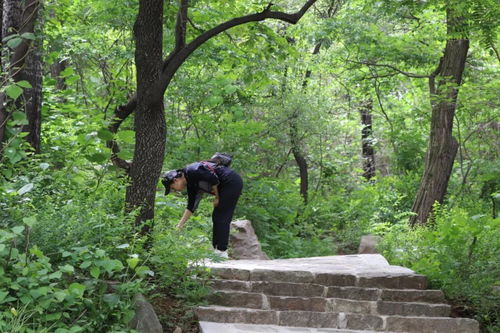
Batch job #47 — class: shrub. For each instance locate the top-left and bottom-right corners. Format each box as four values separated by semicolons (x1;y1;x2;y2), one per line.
379;206;500;332
0;221;149;332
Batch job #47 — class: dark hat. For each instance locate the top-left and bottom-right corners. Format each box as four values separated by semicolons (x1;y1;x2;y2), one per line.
161;170;178;195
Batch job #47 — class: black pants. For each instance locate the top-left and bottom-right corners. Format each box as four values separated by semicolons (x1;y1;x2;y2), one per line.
212;171;243;251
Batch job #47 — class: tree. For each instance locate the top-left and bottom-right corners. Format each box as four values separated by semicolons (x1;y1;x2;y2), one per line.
111;0;318;231
0;0;42;153
409;4;469;226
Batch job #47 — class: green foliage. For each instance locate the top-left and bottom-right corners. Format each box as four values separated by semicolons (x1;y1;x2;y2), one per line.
379;207;500;331
0;223;147;332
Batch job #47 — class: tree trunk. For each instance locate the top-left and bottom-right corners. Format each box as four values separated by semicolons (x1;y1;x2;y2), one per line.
360;99;375;180
125;0;165;233
20;35;42;153
410;8;469;226
51;59;68;91
0;0;42;152
290;110;309;204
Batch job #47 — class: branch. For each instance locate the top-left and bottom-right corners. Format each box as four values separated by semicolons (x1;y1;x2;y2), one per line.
106;96;136;171
175;0;189;51
155;0;318;102
350;60;429;79
302;41;322;88
429;57;443;102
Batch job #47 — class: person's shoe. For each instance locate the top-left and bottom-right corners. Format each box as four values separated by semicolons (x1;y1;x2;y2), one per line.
213;249;229;259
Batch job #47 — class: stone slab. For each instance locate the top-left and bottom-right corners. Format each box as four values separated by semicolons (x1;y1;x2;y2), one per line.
385;316;479;333
206;254;415;277
199;322;393;333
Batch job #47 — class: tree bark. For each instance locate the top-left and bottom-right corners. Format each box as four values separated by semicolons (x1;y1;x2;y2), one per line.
360;99;375;180
125;0;165;233
50;59;68;91
290;110;309;204
410;8;469;226
19;36;42;153
0;0;42;152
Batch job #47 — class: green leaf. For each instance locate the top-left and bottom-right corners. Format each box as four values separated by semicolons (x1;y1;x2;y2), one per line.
5;84;23;100
60;67;74;77
90;266;100;279
86;152;109;163
18;183;34;195
116;130;135;144
97;128;114;141
46;312;62;321
79;261;91;269
12;226;25;235
116;150;133;160
48;271;62;280
207;95;223;106
68;283;86;298
135;265;154;277
126;257;139;269
54;291;67;302
16;80;32;88
59;264;74;274
68;326;83;333
23;216;36;227
29;286;50;299
102;293;119;305
11;111;28;125
0;290;8;303
7;37;22;49
20;32;35;40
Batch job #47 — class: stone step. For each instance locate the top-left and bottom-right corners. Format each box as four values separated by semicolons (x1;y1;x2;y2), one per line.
210;267;427;290
210;280;445;303
199;321;399;333
208;291;451;317
195;306;479;332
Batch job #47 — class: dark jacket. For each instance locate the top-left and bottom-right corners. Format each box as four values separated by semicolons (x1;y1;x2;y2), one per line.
184;162;220;213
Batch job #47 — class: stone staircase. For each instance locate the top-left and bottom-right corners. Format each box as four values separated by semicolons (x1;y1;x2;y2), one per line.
195;254;479;333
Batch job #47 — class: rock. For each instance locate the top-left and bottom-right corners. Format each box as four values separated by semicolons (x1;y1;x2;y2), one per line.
128;294;163;333
358;235;381;254
173;327;182;333
229;220;269;260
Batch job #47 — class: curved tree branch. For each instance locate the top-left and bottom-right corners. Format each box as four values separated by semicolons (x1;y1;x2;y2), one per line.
349;60;429;79
154;0;318;103
106;95;136;171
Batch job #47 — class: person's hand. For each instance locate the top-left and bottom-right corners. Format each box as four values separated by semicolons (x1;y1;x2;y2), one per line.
176;221;185;230
213;198;219;207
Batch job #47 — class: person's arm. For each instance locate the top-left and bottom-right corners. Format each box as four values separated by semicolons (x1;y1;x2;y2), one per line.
212;184;219;207
176;209;192;230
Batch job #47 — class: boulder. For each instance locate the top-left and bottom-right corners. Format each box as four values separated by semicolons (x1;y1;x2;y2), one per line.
358;235;381;254
229;220;269;260
129;294;163;333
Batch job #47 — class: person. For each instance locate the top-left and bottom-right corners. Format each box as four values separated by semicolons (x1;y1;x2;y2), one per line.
161;155;243;258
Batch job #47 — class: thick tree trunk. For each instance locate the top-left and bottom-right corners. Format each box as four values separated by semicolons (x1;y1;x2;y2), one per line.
0;0;41;152
410;10;469;226
360;99;375;180
125;0;165;233
20;36;42;153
